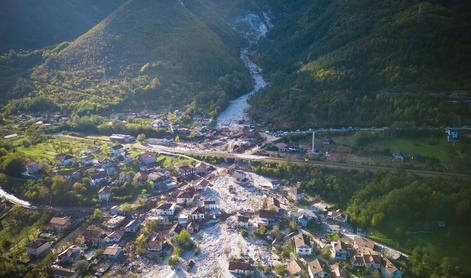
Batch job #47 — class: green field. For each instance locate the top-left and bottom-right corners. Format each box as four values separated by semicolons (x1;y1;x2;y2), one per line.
367;137;455;162
3;136;105;165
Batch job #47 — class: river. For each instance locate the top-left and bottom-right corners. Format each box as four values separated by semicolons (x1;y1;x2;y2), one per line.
0;187;31;208
216;13;270;129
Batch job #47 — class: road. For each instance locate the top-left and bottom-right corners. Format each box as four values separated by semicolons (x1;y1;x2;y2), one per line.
53;133;471;179
136;143;471;179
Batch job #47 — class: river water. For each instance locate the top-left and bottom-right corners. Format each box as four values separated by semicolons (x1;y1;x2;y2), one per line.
216;13;270;129
0;187;31;208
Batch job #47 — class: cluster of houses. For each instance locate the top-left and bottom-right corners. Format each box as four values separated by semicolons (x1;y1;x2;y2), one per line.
15;112;70;127
27;153;217;277
21;132;406;277
223;181;403;278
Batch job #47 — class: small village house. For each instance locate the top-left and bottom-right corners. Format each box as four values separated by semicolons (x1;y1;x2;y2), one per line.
175;163;195;178
148;171;169;189
124;219;140;233
203;199;217;210
52;266;77;278
26;240;51;256
327;209;348;223
190;206;206;220
107;215;126;229
98;186;112;202
330;263;346;278
110;144;125;156
293;233;313;256
105;230;124;244
57;245;82;264
331;240;350;260
49;216;72;232
156;202;176;216
90;172;108;186
133;171;148;186
258;209;277;225
147;233;166;253
138;151;156;165
287;259;304;276
194;162;211;176
308;258;330;278
176;190;196;205
381;257;402;278
178;214;189;225
103;244;123;260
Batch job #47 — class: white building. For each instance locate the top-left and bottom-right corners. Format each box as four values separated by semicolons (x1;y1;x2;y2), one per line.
293;233;312;256
98;186;112;202
156;203;176;216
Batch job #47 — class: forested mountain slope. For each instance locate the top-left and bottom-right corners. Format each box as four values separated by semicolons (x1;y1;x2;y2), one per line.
4;0;252;115
0;0;126;52
249;0;471;129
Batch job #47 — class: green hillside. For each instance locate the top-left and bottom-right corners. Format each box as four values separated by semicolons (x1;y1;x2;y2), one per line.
6;0;251;115
0;0;126;52
249;0;471;129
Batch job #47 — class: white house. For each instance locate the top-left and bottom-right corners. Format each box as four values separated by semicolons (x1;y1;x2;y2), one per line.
178;214;189;225
331;240;349;260
176;190;196;205
98;186;112;202
124;219;140;233
156;203;176;216
203;200;218;210
293;233;312;256
105;230;124;244
106;216;126;229
190;207;205;220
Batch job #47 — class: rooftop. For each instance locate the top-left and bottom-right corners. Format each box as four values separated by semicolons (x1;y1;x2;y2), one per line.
49;216;71;226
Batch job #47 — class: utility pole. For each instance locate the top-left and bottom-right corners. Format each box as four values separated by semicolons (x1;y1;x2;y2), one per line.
311;131;316;154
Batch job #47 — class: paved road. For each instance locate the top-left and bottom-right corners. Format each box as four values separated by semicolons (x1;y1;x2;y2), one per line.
136;143;471;179
53;133;471;179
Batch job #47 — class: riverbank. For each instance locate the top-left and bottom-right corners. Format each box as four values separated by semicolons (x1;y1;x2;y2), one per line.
216;13;270;129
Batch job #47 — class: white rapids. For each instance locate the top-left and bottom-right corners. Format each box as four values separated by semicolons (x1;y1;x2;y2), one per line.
216;13;270;129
